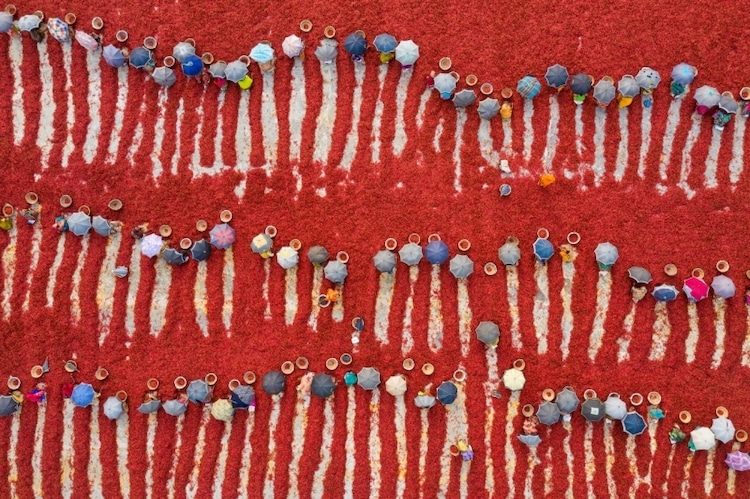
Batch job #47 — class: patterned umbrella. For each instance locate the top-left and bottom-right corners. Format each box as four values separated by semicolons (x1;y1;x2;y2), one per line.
711;275;736;298
129;47;152;69
66;212;91;236
478;98;500;120
211;399;234;421
152;67;177;88
449;254;474;279
373;33;397;53
453;89;477;108
282;34;304;58
725;451;750;471
103;45;126;67
276;246;299;269
398;243;422;266
181;54;203;77
140;233;164;258
103;396;125;420
517;75;542;99
324;260;348;284
425;240;449;265
224;60;248;83
250;43;275;63
187;379;211;403
71;383;96;407
357;367;381;390
544;64;569;88
190;239;211;262
636;67;661;90
437;381;458;405
394;40;419;66
18;14;41;32
373;250;397;273
47;18;71;43
622;411;647;436
210;223;236;249
172;42;195;63
75;30;100;51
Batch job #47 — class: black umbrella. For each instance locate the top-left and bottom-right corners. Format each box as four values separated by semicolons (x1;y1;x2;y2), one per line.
262;371;286;395
581;397;606;422
537;401;561;425
307;245;329;265
191;239;211;262
437;381;458;405
162;248;189;265
570;73;593;95
311;373;335;398
545;64;569;89
0;395;20;416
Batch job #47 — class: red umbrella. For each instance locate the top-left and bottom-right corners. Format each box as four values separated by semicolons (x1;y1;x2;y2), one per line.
209;223;236;249
683;276;709;302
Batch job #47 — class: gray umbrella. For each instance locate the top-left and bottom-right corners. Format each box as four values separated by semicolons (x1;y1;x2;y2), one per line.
324;260;348;284
191;239;211;262
593;79;616;106
478;98;500;120
92;215;114;237
414;393;436;409
635;67;661;91
555;387;580;414
537;401;561;425
627;266;652;285
618;75;640;98
449;254;474;279
570;73;593;94
137;399;161;414
163;398;188;416
518;434;542;446
398;243;422;266
434;73;457;98
152;67;177;88
250;233;273;254
230;385;255;409
186;379;211;403
307;245;329;265
208;60;227;78
594;242;619;268
67;212;92;236
545;64;569;88
0;395;20;416
262;371;286;395
172;42;195;63
453;89;477;108
475;321;500;346
311;373;336;398
498;238;521;266
0;12;14;33
225;60;248;83
357;367;381;390
315;41;338;63
162;248;189;265
103;396;125;420
719;93;740;114
581;397;606;422
373;250;397;273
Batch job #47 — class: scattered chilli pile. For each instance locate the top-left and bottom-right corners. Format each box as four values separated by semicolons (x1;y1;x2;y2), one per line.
2;0;750;497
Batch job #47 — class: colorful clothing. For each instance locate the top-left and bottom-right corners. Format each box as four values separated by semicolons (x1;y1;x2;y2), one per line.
617;94;634;108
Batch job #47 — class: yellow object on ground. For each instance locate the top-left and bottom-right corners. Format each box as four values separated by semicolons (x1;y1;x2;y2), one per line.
617;94;633;108
238;75;253;90
325;288;340;303
538;173;556;187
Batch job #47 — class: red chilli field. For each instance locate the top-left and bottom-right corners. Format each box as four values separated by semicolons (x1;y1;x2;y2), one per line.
1;1;750;497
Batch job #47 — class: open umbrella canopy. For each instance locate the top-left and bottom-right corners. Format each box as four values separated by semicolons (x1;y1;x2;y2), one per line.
225;60;249;83
18;14;41;31
537;401;561;425
307;245;329;265
437;381;458;405
398;243;422;266
141;233;164;258
453;89;477;108
211;399;234;421
694;85;721;108
518;434;542;446
373;33;397;53
47;18;71;43
385;375;407;396
478;98;501;119
711;416;736;444
0;395;20;416
533;237;554;263
618;75;640;97
719;93;740;114
449;254;474;279
75;30;100;51
499;239;521;265
343;371;358;386
652;284;679;302
282;34;304;58
103;44;127;67
725;451;750;471
545;64;569;88
162;248;189;265
210;223;236;249
276;246;300;269
414;392;436;409
517;75;542;99
315;41;338;63
594;242;619;268
92;215;114;237
357;367;381;390
130;47;152;69
570;73;593;94
103;396;125;420
250;43;275;63
690;426;716;451
181;54;204;77
324;260;348;284
137;399;161;414
636;67;661;90
622;411;647;436
250;233;273;254
425;240;450;265
394;39;419;66
191;239;211;262
555;387;580;414
581;397;606;422
311;373;336;398
627;266;652;285
71;383;96;407
172;42;195;62
712;275;736;298
683;276;709;302
672;62;697;85
163;398;188;416
502;368;526;391
373;250;397;273
186;379;211;403
152;67;177;88
0;12;14;33
208;60;227;78
67;211;92;236
593;78;616;105
262;371;286;395
604;394;627;420
343;32;366;57
231;385;255;409
475;321;500;346
434;73;457;99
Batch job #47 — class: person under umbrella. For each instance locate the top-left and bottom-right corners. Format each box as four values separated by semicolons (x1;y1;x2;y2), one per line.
617;75;640;108
103;45;127;68
230;385;256;409
385;375;407;396
181;54;204;78
130;47;154;71
92;215;115;237
210;223;236;250
186;379;211;403
425;239;449;265
75;30;101;51
533;237;554;264
162;247;189;265
262;371;286;395
711;275;736;299
373;250;397;273
251;233;273;257
103;395;125;420
544;64;569;90
250;43;275;72
570;73;593;104
536;401;561;425
652;284;679;302
282;34;305;59
71;383;96;408
140;233;164;258
163;396;188;416
604;393;627;420
398;243;422;266
436;381;458;405
343;32;366;61
555;387;580;418
478;98;500;120
225;60;249;83
315;41;338;64
307;245;329;266
172;42;195;63
635;67;661;107
499;237;521;266
671;62;697;98
453;89;477;108
67;211;92;236
414;389;436;409
373;33;397;63
191;239;211;262
622;411;647;436
581;396;606;422
593;78;616;107
725;451;750;472
276;246;300;270
137;396;161;414
46;18;71;43
394;40;419;69
311;373;336;398
475;321;500;346
211;398;234;421
0;394;21;416
713;92;739;131
693;85;720;115
517;75;541;99
0;11;13;34
449;254;474;279
434;73;457;100
357;367;381;390
689;426;716;451
324;260;348;284
152;66;177;88
594;242;619;271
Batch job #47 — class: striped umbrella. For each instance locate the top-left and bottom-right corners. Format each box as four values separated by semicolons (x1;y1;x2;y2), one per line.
517;75;542;99
47;18;71;43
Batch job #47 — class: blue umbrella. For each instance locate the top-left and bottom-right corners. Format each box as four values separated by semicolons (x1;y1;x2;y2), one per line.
545;64;569;88
652;284;679;302
181;54;203;77
230;385;255;409
425;240;449;265
249;43;275;63
190;239;211;262
311;373;336;398
518;434;542;446
373;250;397;273
533;237;554;263
262;371;286;395
671;63;697;85
186;379;211;404
324;260;348;284
449;254;474;279
103;44;126;68
0;12;13;33
343;32;366;57
225;60;249;83
622;411;647;436
47;18;71;43
152;67;177;88
537;401;561;425
437;381;458;405
517;75;541;99
398;243;423;266
373;33;397;53
129;47;152;69
71;383;96;408
162;248;189;265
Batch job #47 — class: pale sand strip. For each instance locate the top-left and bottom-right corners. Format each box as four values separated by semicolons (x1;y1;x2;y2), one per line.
9;35;24;145
36;39;56;169
685;301;700;363
149;257;172;337
711;297;728;369
1;218;17;320
7;408;20;497
170;97;186;175
144;413;157;499
415;88;431;130
332;284;345;322
400;266;418;355
82;49;102;164
394;394;408;499
88;399;103;497
560;257;575;360
522;99;534;163
478;119;500;169
312;51;338;166
583;423;595;499
185;406;211;498
676;115;702;199
263;259;272;320
729;114;747;185
636;105;653;179
339;62;365;172
703;447;716;497
502;119;513;160
457;279;472;357
648;301;671;361
543;444;553;495
343;386;356;499
97;230;122;345
211;419;233;499
368;389;382;499
483;346;500;496
374;269;396;345
22;212;43;312
587;270;613;361
116;413;131;498
307;266;324;331
61;43;75;167
657;98;684;183
222;247;235;333
562;422;575;499
124;238;142;340
260;71;279;176
311;398;335;499
392;70;413;156
289;58;306;174
236;409;256;499
286;384;311;499
680;452;694;498
506;266;523;349
427;265;444;352
233;91;251;198
61;399;75;499
523;446;541;499
45;230;65;309
703;127;723;189
150;89;169;180
741;303;750;367
662;443;677;496
126;96;147;166
504;391;520;498
433;117;444;152
727;441;741;495
452;109;467;193
532;261;549;354
165;414;185;499
603;422;617;499
70;234;91;326
284;267;299;326
195;261;209;337
541;94;560;172
437;381;469;499
592;107;606;186
105;65;129;164
613;108;629;181
32;403;46;498
418;409;429;499
370;64;386;164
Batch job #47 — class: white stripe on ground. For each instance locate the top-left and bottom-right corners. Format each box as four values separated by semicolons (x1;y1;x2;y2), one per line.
704;450;718;496
289;58;306;175
88;399;103;497
370;64;387;163
312;48;338;167
105;65;129;164
428;264;444;352
170;97;186;175
415;88;431;130
284;266;299;326
685;301;700;363
592;107;606;186
126;93;147;166
261;71;279;177
727;441;741;495
648;301;671;360
311;398;335;499
560;255;575;360
502;117;513;160
236;409;256;499
286;385;311;499
144;413;157;499
21;214;43;312
374;269;396;345
478;119;500;169
307;266;324;331
584;423;595;499
70;234;91;326
438;381;469;499
418;409;429;499
1;217;17;320
677;115;702;198
331;284;344;322
711;297;728;369
543;442;553;495
574;104;585;158
60;400;75;499
151;89;169;181
212;91;226;170
116;412;130;498
125;239;141;340
742;303;750;367
149;257;172;337
587;270;612;361
97;230;122;345
189;90;223;177
729;116;747;186
400;266;418;355
613;108;629;181
680;453;694;498
541;94;560;172
533;260;550;354
339;63;366;172
618;301;638;362
234;91;251;198
344;386;356;499
165;414;185;499
263;259;272;320
457;278;472;357
703;127;723;188
625;435;645;496
7;409;20;497
603;422;617;499
32;403;45;498
61;43;75;167
83;49;102;163
211;419;232;499
368;388;382;499
36;39;56;169
392;70;412;156
45;231;64;308
195;261;209;337
222;247;234;333
453;109;467;193
394;394;408;499
522;99;534;164
9;35;24;145
662;443;677;496
433;117;444;152
483;347;499;496
636;105;653;178
506;265;523;349
185;406;211;498
563;423;575;498
657;98;683;183
504;391;520;499
524;446;540;499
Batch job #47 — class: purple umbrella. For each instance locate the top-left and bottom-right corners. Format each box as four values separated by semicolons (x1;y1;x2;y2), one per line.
726;451;750;471
210;223;236;249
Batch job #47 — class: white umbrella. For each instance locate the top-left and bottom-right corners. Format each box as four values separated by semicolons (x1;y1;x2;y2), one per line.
594;242;619;268
711;417;736;444
694;85;721;108
102;396;125;420
282;34;304;58
690;426;716;451
712;275;736;298
17;14;41;32
434;73;457;99
394;40;419;66
172;42;195;63
141;233;164;258
604;394;627;420
385;375;407;396
501;368;525;391
276;246;299;269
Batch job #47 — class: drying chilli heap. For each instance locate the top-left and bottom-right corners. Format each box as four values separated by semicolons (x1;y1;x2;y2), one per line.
1;0;750;497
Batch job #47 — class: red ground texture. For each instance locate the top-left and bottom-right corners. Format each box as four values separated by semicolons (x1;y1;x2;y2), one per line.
1;0;750;497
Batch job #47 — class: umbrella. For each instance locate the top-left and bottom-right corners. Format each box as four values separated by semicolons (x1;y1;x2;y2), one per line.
636;67;661;90
208;60;228;78
343;32;366;57
315;42;338;63
0;395;20;416
71;383;96;407
719;93;739;114
103;45;127;68
594;242;619;269
593;79;616;106
449;254;474;279
18;14;41;32
141;233;164;258
627;266;652;285
604;394;627;420
475;321;500;346
210;223;236;249
725;451;750;471
694;85;721;108
152;67;177;88
414;392;436;409
398;243;423;266
0;12;13;33
581;397;606;422
373;250;397;273
137;399;161;414
311;373;336;398
478;98;500;120
425;240;449;265
103;396;125;420
570;73;593;94
690;426;716;451
373;33;397;53
683;276;709;302
92;215;114;237
501;368;526;391
75;31;101;51
231;385;255;409
163;398;188;416
324;260;348;284
172;42;195;63
652;284;679;302
250;43;275;64
499;239;521;266
357;367;381;390
518;434;542;446
394;40;419;66
251;233;273;254
225;60;249;83
618;75;640;98
190;239;211;262
282;34;304;58
711;416;736;444
517;75;542;99
130;47;152;69
162;248;189;265
712;275;736;298
276;247;300;269
66;211;92;236
211;399;234;421
434;73;457;100
113;266;128;278
307;245;329;265
262;371;286;395
181;54;204;77
622;411;647;436
671;63;697;85
343;371;358;386
436;381;458;405
453;89;477;108
533;237;554;263
186;379;211;403
544;64;569;88
555;387;580;414
385;375;407;396
537;401;561;425
47;18;71;43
